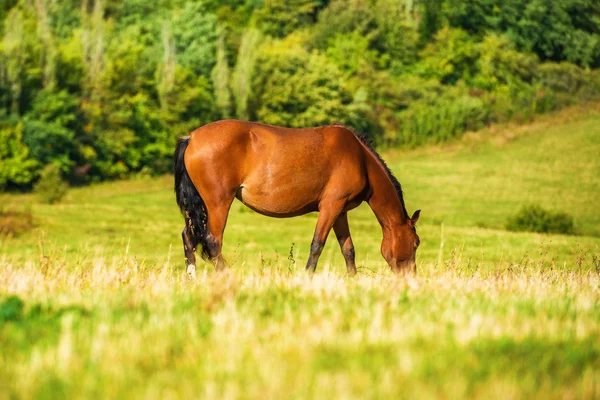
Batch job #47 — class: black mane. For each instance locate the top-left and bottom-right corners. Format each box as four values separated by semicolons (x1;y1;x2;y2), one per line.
333;124;409;219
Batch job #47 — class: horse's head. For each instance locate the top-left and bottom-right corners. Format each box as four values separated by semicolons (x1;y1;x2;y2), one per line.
381;210;421;274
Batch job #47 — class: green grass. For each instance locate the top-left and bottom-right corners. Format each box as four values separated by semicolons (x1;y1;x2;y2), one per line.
1;106;600;399
2;105;599;270
1;265;599;399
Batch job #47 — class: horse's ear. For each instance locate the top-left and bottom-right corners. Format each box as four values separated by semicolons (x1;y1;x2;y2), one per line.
410;209;421;226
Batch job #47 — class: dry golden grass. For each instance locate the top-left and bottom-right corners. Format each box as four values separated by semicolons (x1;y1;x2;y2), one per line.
1;252;599;399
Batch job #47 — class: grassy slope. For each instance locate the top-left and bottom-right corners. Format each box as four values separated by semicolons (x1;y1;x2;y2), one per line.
1;105;600;399
1;104;599;271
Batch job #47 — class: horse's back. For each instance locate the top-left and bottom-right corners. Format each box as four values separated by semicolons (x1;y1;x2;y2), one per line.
185;120;369;216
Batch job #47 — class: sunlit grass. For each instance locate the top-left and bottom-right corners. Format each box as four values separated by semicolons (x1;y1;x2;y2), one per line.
1;253;599;399
1;105;600;398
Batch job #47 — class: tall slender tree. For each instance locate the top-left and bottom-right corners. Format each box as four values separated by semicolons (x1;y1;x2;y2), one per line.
3;8;24;115
212;26;232;119
157;21;176;111
34;0;56;89
81;0;104;96
232;28;262;120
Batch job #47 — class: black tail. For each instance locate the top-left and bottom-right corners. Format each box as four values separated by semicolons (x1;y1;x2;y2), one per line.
174;137;210;259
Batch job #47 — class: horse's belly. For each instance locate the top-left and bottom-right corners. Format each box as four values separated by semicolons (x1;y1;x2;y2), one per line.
235;181;320;218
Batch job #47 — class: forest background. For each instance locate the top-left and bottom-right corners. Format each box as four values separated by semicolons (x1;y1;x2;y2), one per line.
1;0;599;188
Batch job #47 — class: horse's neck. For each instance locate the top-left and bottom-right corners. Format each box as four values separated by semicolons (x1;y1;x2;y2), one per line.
365;154;407;231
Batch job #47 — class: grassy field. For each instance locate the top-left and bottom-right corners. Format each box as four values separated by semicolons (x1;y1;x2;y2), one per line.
1;105;600;399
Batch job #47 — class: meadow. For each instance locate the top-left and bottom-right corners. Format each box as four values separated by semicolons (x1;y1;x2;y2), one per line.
1;105;600;399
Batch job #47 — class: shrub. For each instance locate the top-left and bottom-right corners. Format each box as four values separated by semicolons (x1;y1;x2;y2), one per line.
396;88;491;146
34;164;69;204
0;296;25;323
0;123;38;189
537;62;600;109
0;207;35;236
506;204;575;235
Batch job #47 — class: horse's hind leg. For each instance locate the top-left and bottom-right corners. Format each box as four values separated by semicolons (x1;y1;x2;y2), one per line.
333;212;357;276
182;224;197;278
204;199;234;271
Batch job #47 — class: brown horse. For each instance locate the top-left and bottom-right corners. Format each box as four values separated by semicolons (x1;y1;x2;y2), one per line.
174;120;420;277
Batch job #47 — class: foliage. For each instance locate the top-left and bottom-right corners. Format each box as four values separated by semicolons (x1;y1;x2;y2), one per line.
506;204;575;235
0;122;38;188
416;27;479;85
536;62;600;109
397;88;490;145
442;0;600;68
252;0;317;37
311;0;376;51
34;163;69;204
250;35;375;132
0;0;599;189
171;2;218;77
473;34;538;91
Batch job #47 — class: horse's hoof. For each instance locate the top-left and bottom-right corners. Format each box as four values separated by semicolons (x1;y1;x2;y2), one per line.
187;264;197;279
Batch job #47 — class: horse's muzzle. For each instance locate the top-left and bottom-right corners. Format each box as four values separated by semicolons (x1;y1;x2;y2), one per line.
393;259;417;274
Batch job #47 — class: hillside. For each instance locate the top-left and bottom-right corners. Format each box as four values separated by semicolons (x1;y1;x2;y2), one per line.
2;105;599;272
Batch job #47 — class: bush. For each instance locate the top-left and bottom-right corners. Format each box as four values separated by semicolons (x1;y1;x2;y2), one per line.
506;204;575;235
34;164;69;204
0;207;35;236
0;123;38;189
396;87;491;146
537;62;600;109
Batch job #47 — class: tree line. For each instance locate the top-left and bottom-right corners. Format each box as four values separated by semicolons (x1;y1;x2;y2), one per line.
1;0;599;189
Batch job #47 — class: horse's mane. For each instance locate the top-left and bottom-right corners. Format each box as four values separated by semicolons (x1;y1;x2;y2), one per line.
332;124;409;219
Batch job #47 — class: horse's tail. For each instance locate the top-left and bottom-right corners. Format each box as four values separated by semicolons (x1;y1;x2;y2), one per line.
174;136;210;259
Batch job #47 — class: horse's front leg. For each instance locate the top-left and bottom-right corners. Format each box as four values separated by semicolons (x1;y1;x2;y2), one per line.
333;212;357;275
306;201;344;273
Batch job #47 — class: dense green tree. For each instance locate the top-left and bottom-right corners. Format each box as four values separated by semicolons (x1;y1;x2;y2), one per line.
443;0;600;67
171;2;218;77
253;0;317;37
311;0;376;50
2;5;43;116
415;27;479;85
22;88;82;174
250;35;379;137
473;34;538;91
516;0;600;67
418;0;444;44
372;0;419;73
0;122;38;188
